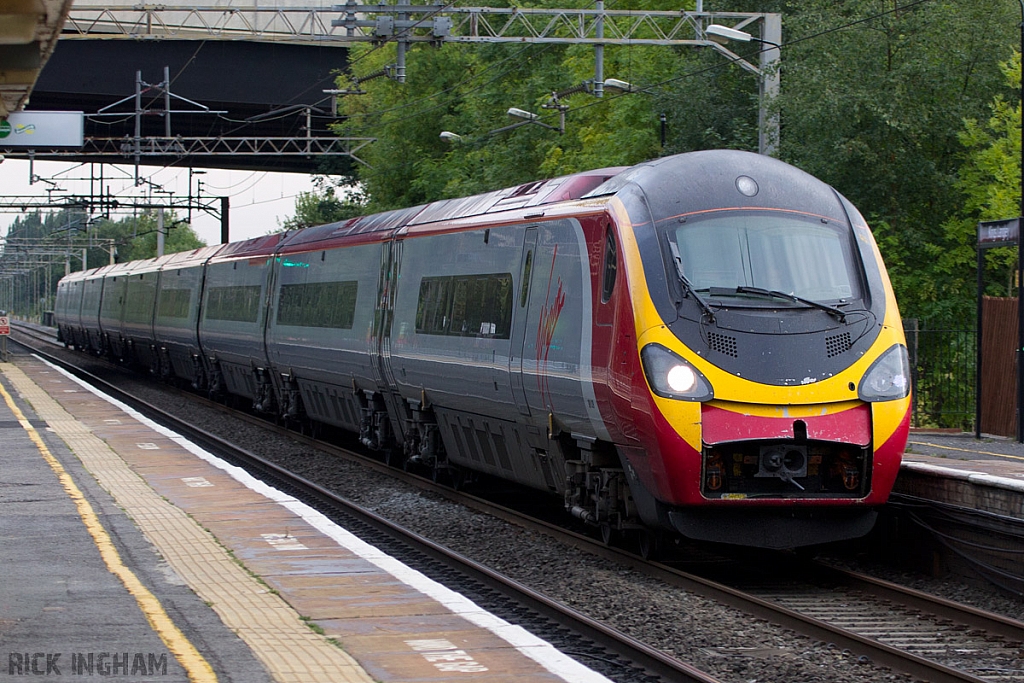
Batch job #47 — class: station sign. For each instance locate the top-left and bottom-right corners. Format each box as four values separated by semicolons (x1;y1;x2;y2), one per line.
0;111;84;149
0;316;9;336
978;218;1019;248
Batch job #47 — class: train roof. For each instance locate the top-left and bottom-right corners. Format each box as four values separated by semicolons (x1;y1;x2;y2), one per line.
157;245;225;272
111;253;180;278
61;164;629;280
208;233;289;263
80;263;121;282
276;166;624;254
584;149;851;225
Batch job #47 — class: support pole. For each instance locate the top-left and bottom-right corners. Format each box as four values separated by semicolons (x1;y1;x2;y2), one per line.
220;197;230;244
759;13;781;156
1018;0;1024;443
157;208;165;257
134;70;142;185
164;65;172;137
977;243;984;439
593;1;604;98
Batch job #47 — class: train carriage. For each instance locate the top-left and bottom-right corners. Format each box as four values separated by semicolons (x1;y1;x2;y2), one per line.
54;269;88;350
197;234;286;405
119;254;181;374
153;246;223;386
264;220;399;432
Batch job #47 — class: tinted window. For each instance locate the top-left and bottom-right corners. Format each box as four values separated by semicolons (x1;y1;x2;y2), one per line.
276;281;358;329
123;280;157;324
602;227;617;303
204;285;262;323
157;288;192;320
416;274;512;339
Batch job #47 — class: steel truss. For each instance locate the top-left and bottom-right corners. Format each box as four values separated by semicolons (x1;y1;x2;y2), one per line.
62;5;765;47
59;4;780;154
1;136;377;164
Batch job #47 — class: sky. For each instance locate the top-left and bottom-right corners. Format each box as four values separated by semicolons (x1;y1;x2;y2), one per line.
0;157;318;246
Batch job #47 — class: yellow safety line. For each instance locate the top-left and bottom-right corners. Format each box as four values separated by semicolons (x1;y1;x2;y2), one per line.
909;439;1024;463
0;378;218;683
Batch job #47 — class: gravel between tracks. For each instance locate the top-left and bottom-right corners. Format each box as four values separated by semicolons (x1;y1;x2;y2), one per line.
45;351;1024;683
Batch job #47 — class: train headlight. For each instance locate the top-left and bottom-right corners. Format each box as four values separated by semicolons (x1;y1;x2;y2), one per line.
858;344;911;402
641;344;714;401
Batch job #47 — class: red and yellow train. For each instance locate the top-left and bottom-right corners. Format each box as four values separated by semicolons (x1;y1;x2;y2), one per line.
55;149;911;551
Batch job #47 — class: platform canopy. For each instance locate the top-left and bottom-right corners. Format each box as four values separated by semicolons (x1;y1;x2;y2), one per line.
0;0;72;118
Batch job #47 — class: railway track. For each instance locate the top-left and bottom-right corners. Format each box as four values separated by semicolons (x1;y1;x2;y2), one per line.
10;321;1024;683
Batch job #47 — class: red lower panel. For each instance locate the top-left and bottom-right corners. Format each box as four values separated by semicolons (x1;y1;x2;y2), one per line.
701;403;872;446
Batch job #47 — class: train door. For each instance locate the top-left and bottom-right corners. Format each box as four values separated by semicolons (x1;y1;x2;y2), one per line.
509;227;538;416
369;239;407;447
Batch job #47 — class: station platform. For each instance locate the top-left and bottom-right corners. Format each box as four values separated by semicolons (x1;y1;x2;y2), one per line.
899;432;1024;519
0;351;612;683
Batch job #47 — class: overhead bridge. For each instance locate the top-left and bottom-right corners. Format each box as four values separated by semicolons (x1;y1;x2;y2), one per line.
2;3;778;174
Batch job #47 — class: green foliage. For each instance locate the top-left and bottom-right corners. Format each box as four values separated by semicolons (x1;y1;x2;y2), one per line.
88;211;207;262
774;0;1017;324
309;0;1023;331
279;183;368;232
0;209;205;319
934;51;1022;323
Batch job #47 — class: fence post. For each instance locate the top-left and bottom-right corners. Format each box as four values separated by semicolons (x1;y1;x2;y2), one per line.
904;318;919;428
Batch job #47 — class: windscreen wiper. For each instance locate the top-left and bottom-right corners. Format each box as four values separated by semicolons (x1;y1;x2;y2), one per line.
733;285;847;322
668;241;716;322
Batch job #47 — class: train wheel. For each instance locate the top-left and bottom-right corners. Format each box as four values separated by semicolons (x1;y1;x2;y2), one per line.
600;522;616;547
638;529;662;561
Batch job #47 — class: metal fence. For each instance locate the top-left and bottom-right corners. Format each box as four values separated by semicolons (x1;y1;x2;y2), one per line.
903;320;976;432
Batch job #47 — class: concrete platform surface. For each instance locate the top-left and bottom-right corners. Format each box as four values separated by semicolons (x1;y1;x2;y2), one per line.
1;352;614;683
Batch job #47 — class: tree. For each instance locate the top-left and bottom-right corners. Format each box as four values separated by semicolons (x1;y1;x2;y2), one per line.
279;178;367;231
929;51;1022;324
773;0;1017;323
88;211;206;262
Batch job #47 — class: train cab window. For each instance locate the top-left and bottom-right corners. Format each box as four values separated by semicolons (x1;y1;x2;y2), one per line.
276;281;358;329
416;273;512;339
601;227;617;303
204;285;262;323
672;212;861;303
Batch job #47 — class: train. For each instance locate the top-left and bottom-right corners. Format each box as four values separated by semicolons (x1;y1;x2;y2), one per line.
54;149;911;553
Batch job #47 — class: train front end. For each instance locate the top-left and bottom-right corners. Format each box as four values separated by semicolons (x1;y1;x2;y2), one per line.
602;150;911;548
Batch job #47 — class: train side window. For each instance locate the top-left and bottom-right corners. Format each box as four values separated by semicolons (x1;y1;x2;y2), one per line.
416;277;453;334
204;285;262;323
416;273;512;339
520;250;533;308
601;226;617;303
157;288;191;319
276;281;358;329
